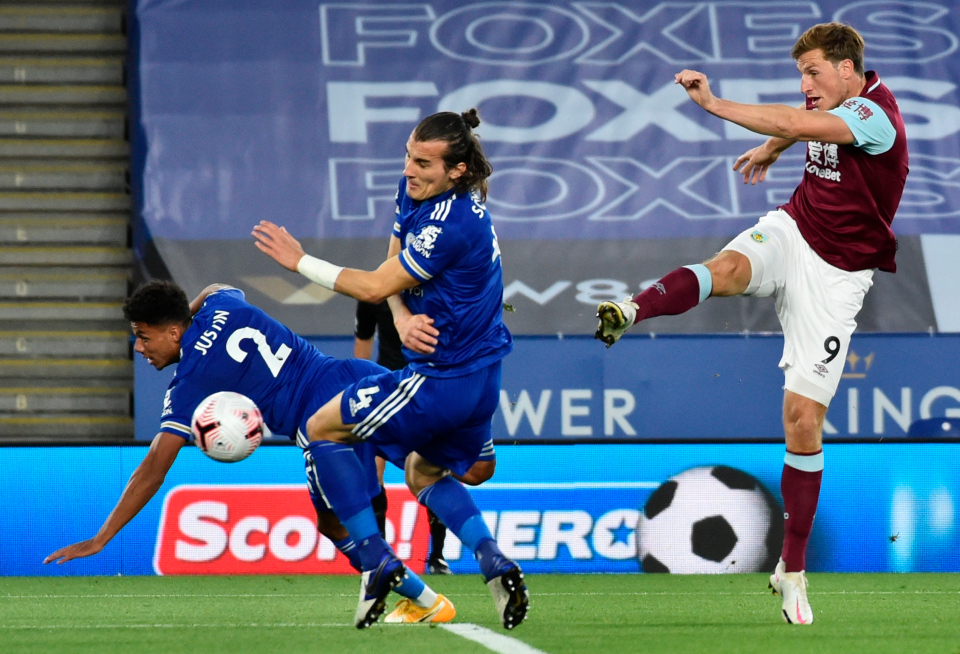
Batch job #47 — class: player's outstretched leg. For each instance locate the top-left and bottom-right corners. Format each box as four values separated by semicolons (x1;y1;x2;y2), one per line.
419;476;529;629
595;298;638;347
595;265;714;347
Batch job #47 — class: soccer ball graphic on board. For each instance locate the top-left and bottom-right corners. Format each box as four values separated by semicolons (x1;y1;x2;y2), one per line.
191;391;264;463
638;466;784;574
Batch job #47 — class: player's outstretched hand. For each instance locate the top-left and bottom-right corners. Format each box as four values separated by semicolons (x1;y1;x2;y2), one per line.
675;69;716;110
396;313;439;355
44;538;104;565
252;220;306;272
733;144;781;185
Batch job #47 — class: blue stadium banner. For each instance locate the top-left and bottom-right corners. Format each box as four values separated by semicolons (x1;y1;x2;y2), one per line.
130;1;960;335
134;0;960;241
4;443;958;575
134;333;960;442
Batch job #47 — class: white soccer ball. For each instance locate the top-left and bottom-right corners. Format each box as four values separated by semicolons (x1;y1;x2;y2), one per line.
637;465;783;574
191;391;264;463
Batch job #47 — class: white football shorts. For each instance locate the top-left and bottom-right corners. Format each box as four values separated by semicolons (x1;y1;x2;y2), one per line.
723;209;874;406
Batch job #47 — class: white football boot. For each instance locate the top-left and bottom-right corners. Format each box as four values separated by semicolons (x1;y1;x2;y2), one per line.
595;298;639;348
768;558;785;594
355;552;406;629
770;560;813;625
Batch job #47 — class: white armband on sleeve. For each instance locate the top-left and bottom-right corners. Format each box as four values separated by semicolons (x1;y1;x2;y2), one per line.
297;255;343;290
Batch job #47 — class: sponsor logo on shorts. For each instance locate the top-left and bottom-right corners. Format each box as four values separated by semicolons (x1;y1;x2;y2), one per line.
750;231;768;243
153;484;430;575
813;363;829;377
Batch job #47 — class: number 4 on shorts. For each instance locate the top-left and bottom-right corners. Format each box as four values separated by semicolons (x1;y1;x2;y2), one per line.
349;386;380;417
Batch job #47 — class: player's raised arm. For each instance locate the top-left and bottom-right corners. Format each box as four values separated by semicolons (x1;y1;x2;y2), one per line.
44;432;184;564
252;220;421;304
676;68;856;145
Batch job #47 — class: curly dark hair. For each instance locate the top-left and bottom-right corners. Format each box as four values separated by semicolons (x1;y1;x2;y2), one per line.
413;108;493;201
123;280;191;326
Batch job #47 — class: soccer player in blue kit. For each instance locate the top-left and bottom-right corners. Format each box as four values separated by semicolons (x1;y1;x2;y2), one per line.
253;109;529;630
44;280;454;624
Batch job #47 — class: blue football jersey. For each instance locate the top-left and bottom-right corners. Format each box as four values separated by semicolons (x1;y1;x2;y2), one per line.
159;288;337;441
393;180;513;376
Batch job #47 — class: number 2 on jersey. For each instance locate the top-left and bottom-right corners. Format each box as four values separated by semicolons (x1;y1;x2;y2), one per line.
226;327;292;377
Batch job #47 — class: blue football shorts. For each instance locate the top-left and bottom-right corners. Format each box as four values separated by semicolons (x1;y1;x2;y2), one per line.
338;361;502;478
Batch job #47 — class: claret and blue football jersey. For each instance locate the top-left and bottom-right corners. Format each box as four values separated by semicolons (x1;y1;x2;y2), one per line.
159;287;341;441
393;180;512;377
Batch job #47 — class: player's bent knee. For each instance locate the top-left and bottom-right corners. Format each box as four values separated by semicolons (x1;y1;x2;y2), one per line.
705;251;751;296
405;453;446;496
304;412;330;442
459;459;496;486
305;411;349;443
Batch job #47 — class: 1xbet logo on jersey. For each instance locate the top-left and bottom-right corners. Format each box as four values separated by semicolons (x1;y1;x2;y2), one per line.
806;141;841;182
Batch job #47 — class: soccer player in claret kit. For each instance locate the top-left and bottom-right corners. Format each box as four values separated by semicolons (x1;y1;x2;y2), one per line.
595;23;908;624
44;281;456;625
254;109;529;630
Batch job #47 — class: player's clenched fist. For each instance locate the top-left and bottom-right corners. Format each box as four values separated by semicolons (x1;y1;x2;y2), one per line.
675;69;717;111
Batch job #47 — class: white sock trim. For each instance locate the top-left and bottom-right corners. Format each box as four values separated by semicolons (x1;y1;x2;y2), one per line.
784;450;824;472
415;586;439;608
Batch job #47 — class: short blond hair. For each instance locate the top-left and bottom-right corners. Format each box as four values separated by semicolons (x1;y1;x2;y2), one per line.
792;22;865;76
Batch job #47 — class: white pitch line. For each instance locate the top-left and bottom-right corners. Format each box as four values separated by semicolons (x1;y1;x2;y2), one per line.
441;623;549;654
4;589;958;601
4;589;960;601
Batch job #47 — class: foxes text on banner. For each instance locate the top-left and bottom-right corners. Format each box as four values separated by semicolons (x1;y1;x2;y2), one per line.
130;0;960;335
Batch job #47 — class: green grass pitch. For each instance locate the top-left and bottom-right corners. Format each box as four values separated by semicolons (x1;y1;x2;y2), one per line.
2;573;959;653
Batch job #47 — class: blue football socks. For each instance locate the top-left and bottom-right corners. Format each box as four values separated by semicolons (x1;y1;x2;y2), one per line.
307;440;389;570
332;536;362;572
418;475;504;579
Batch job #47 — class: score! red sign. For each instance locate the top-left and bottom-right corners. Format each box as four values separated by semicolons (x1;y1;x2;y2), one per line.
153;484;431;575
